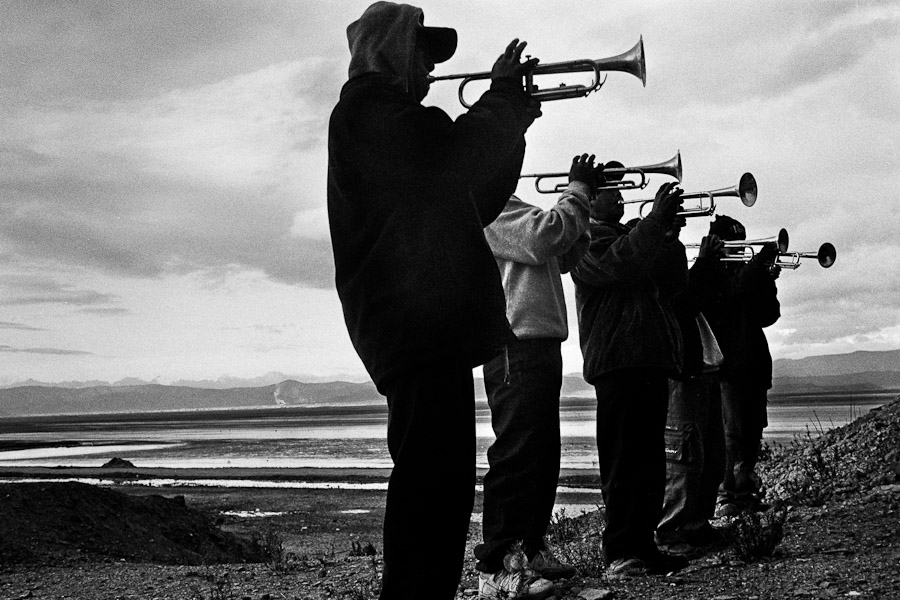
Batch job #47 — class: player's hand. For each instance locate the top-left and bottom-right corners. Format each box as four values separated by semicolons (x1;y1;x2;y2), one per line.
568;154;596;187
491;39;539;82
698;234;724;259
757;241;779;264
651;181;684;223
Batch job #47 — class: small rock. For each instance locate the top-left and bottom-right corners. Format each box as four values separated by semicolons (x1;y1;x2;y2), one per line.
577;588;615;600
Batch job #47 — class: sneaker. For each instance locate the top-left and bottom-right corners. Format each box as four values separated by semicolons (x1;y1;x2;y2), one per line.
527;548;577;580
656;541;701;558
715;501;743;518
478;569;554;600
641;549;689;575
606;557;648;579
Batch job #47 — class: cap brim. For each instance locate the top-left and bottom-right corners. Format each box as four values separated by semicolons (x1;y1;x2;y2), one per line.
418;26;457;64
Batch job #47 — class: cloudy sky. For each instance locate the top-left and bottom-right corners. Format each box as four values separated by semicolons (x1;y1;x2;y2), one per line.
1;1;898;386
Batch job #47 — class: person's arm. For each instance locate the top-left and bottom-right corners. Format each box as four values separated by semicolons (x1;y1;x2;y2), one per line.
441;40;542;195
653;238;689;300
558;230;590;274
571;218;663;288
472;139;526;226
485;183;591;264
572;182;682;288
728;243;781;327
484;154;593;258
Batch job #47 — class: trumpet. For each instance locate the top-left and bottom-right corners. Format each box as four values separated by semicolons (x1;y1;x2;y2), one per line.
686;228;789;257
428;36;646;108
520;151;682;194
625;172;758;219
776;243;837;269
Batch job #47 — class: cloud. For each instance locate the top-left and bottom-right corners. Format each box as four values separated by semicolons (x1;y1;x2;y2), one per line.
0;275;119;307
0;1;345;104
0;345;93;356
0;321;45;331
76;307;131;316
1;58;343;288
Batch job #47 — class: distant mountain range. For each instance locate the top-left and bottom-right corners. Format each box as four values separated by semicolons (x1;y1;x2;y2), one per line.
0;349;897;418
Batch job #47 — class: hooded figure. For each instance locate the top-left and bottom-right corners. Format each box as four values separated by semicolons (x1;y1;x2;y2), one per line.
697;214;781;517
326;4;539;599
328;1;536;390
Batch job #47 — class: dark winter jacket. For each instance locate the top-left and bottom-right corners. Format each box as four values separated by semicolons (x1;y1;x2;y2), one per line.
571;214;688;384
670;258;722;379
698;254;780;388
327;2;534;390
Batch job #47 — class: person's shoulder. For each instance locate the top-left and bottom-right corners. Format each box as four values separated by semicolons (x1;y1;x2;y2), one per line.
591;220;627;235
503;195;535;211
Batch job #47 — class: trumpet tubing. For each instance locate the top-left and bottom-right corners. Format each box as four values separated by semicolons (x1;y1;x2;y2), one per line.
776;243;837;269
686;228;789;255
428;36;646;108
520;151;682;194
625;172;757;219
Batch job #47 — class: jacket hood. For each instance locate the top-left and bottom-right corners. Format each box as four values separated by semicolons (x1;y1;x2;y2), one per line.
346;2;455;87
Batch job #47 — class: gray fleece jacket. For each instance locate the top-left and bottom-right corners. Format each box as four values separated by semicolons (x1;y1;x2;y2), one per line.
483;184;592;341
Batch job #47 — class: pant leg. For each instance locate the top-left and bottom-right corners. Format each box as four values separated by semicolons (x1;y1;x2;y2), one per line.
658;373;724;540
719;378;766;502
595;369;669;562
699;376;725;520
657;378;704;540
380;364;476;600
475;339;563;572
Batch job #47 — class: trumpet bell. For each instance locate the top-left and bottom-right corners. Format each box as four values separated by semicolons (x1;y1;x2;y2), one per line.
739;173;758;207
775;228;789;253
818;242;837;268
594;35;646;88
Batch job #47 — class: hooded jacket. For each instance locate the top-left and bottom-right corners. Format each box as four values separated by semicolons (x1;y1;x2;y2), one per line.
571;213;687;384
327;2;534;390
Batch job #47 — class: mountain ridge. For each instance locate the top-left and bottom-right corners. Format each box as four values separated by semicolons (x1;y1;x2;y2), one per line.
1;349;897;418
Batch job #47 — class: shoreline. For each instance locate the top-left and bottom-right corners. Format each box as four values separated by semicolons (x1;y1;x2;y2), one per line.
0;465;601;487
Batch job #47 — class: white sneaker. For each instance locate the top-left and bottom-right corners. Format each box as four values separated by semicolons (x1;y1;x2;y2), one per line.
478;569;554;599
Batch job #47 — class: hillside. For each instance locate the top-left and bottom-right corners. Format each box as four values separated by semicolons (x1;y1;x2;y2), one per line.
1;348;898;418
773;348;900;377
0;380;380;418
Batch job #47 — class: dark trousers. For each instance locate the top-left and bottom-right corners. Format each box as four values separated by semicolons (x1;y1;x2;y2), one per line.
719;378;768;502
657;374;725;542
380;364;476;600
475;339;563;573
594;369;669;562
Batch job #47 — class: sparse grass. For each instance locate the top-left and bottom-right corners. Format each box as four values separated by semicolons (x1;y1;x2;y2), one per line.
546;506;607;577
187;567;236;600
727;507;787;562
768;426;841;507
342;553;382;600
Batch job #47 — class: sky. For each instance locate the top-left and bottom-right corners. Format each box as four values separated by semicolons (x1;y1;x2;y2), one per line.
1;0;899;386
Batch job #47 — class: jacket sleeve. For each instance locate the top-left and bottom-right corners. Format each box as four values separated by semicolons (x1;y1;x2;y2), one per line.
652;239;689;300
558;231;591;274
363;77;532;199
722;257;781;327
484;184;591;265
473;138;526;226
442;79;534;189
571;213;669;288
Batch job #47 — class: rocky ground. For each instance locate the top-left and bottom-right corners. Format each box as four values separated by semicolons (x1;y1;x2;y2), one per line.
1;396;899;600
